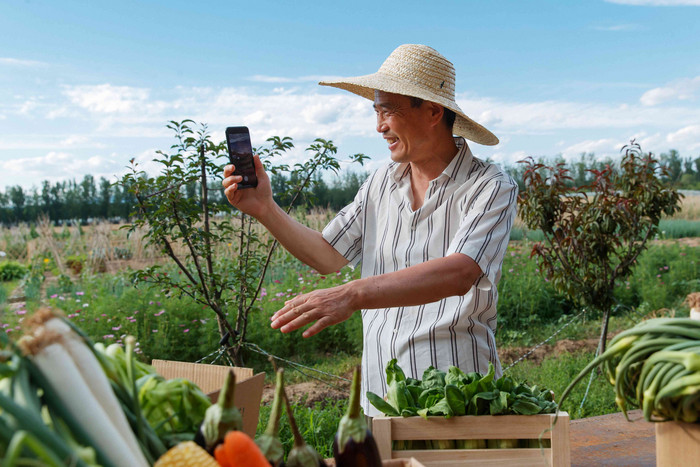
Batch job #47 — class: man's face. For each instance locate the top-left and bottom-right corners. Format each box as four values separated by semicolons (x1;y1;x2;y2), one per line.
373;91;432;164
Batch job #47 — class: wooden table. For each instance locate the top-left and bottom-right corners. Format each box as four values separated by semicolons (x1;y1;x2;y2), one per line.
570;410;655;466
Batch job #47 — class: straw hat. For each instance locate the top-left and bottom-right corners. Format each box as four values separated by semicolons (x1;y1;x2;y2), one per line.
319;44;498;146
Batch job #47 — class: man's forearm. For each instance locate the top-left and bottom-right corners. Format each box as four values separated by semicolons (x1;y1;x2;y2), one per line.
347;252;482;310
257;202;348;274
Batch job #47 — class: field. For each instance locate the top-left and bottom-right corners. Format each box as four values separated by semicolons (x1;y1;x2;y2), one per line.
0;195;698;458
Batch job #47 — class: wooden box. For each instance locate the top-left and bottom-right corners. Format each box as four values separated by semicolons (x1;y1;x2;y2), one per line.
372;412;570;467
325;458;425;466
656;420;700;467
151;359;265;437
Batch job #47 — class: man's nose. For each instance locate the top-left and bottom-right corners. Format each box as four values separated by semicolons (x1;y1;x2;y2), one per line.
376;116;388;133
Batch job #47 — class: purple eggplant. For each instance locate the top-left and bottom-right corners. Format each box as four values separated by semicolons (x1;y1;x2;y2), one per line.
332;366;382;467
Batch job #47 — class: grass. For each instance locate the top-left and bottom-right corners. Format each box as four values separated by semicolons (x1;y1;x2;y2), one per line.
657;219;700;239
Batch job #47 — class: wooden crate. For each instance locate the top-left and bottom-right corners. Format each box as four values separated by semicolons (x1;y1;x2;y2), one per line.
372;413;570;467
656;420;700;467
325;458;425;466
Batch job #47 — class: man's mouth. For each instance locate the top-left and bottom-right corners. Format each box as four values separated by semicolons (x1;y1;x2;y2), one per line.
385;137;399;148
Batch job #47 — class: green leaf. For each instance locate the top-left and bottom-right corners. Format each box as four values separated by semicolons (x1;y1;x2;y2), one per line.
367;392;399;416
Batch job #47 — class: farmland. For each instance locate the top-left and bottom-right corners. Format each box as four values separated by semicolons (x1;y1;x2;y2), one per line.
0;195;698;458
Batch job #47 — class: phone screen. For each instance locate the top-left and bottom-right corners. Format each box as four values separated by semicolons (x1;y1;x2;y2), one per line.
225;126;258;189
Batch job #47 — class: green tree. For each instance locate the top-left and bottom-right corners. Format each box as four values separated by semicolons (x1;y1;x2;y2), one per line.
518;141;682;353
119;120;367;364
8;186;26;222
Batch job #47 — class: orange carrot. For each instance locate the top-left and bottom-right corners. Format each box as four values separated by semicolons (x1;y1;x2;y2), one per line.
222;430;270;467
214;444;231;467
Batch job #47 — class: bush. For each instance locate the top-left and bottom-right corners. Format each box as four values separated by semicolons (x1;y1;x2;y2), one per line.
66;254;87;275
0;261;28;282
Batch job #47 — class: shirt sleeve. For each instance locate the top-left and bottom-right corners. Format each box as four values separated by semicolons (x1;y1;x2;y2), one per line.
447;176;518;290
321;175;372;268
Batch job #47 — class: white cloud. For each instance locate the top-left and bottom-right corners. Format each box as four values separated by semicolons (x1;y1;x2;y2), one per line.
63;84;152;113
0;57;47;67
667;124;700;150
640;76;700;106
605;0;700;5
0;151;128;188
560;138;620;159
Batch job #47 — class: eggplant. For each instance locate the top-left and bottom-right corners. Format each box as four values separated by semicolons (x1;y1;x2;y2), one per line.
333;366;382;467
283;380;327;467
255;368;285;466
193;370;242;453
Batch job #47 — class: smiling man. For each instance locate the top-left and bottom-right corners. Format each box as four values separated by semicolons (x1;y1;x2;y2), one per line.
222;44;517;417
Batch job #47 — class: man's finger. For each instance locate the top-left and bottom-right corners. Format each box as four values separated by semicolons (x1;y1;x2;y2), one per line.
279;310;316;333
302;317;333;338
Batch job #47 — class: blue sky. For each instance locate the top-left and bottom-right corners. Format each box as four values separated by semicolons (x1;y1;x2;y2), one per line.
2;0;700;191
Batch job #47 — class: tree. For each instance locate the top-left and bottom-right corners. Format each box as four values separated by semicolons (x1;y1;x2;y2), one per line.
119;120;367;364
518;141;682;353
8;186;26;222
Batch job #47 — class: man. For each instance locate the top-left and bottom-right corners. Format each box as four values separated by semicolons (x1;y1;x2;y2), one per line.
223;44;517;416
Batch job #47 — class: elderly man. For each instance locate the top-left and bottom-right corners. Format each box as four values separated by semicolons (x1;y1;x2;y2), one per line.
223;44;517;417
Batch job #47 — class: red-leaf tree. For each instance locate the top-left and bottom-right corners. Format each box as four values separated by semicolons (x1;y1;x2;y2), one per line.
518;141;682;353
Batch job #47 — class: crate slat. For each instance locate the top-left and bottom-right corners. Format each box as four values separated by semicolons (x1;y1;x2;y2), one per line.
373;413;571;467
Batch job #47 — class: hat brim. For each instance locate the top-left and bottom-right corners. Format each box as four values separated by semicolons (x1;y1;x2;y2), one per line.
320;72;499;146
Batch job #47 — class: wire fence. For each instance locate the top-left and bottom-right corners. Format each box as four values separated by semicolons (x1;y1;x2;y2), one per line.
195;308;591;398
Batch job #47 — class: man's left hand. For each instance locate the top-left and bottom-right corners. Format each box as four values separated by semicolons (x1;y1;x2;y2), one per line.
270;284;357;338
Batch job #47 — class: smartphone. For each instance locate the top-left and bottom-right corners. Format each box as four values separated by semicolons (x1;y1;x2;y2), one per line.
225;126;258;189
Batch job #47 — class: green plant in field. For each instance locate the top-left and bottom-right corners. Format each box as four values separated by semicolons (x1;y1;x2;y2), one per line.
0;261;28;282
518;141;682;353
118;120;367;365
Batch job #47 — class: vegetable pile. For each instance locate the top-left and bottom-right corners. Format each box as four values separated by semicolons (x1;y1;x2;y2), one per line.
0;307;166;466
559;317;700;423
1;307;385;466
368;359;558;419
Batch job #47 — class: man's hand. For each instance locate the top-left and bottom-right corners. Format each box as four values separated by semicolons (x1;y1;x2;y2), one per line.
222;155;272;218
270;284;358;338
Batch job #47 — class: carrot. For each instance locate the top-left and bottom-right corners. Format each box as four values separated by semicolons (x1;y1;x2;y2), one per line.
214;444;231;467
222;431;269;467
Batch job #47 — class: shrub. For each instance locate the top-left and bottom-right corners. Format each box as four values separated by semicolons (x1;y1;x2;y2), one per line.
0;261;28;282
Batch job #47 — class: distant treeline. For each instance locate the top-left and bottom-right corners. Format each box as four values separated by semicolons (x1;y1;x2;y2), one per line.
0;170;369;225
1;149;698;226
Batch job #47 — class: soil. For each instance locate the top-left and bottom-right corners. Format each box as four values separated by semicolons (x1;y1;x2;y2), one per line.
262;337;607;407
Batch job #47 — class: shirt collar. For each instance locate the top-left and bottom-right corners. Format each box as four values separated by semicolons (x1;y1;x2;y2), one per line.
389;136;474;184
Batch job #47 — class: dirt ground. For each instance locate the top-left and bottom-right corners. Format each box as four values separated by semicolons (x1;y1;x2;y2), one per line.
264;337;605;407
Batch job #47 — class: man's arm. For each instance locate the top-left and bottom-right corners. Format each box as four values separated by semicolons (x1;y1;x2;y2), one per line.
270;252;481;337
223;156;348;273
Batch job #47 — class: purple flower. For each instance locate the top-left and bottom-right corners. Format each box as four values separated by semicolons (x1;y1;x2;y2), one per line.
154;310;165;317
183;329;189;333
50;294;58;299
75;291;84;296
103;334;114;339
16;309;26;315
152;329;158;333
112;325;121;331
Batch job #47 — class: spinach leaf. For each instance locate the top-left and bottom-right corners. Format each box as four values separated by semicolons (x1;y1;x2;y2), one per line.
445;384;466;416
427;397;454;418
386;380;410;413
445;366;467;386
421;366;446;390
386;358;406;385
368;391;400;416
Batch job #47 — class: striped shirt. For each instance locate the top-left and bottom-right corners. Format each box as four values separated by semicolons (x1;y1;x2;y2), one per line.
322;137;518;416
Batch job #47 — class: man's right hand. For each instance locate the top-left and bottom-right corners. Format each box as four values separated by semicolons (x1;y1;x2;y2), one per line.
222;155;271;218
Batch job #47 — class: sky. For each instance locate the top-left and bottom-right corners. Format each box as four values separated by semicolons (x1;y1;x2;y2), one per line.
1;0;700;192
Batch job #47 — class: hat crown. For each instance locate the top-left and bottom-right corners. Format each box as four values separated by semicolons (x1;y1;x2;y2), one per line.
378;44;456;102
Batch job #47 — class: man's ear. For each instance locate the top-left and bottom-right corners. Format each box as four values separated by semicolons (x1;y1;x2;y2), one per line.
425;102;445;128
